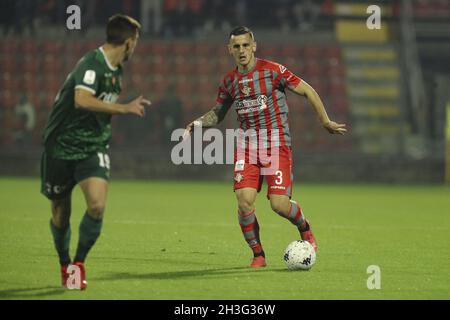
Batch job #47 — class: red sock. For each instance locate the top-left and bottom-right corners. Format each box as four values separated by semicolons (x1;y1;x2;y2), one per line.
287;200;307;231
238;210;264;257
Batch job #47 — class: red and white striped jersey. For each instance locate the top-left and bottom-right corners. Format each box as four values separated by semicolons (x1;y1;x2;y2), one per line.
216;58;301;148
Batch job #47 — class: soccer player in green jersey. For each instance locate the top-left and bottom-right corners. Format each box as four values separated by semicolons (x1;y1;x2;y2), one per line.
41;14;150;290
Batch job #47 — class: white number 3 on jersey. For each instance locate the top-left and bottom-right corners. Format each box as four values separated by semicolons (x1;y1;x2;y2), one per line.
275;170;283;185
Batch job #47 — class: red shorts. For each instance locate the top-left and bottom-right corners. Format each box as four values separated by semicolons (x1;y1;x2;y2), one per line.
233;146;293;198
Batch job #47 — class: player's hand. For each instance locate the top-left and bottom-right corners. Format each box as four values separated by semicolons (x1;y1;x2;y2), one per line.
182;120;202;140
126;95;151;117
323;120;347;135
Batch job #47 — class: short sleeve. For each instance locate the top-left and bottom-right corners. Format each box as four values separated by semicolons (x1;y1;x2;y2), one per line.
73;60;100;95
214;82;233;117
277;64;301;90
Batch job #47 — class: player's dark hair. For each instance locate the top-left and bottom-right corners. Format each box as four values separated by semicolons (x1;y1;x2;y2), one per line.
229;26;255;40
106;14;141;45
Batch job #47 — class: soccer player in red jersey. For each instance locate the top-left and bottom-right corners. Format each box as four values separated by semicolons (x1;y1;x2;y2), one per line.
185;26;347;268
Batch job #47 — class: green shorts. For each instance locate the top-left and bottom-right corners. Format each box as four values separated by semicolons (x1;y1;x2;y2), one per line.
40;151;110;200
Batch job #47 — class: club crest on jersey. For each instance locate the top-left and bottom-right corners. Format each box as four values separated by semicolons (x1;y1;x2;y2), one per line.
234;173;244;183
241;85;252;97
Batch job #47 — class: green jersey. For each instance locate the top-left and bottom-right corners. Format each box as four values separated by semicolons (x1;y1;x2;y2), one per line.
43;47;123;160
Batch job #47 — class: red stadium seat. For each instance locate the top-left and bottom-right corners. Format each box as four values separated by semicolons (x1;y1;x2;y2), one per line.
328;78;347;97
174;57;194;76
303;46;322;59
172;43;193;56
175;81;193;97
149;59;170;75
42;41;63;55
42;54;64;75
0;39;19;57
304;62;322;78
193;43;212;56
324;46;341;60
280;45;301;59
65;42;85;56
149;41;169;55
1;57;17;73
21;56;40;74
21;40;39;56
260;45;279;59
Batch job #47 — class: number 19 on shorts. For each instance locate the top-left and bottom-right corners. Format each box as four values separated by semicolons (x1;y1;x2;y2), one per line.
97;152;110;169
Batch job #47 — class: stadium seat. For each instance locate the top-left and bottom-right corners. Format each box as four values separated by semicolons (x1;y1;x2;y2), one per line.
42;41;63;55
172;43;193;57
194;57;215;75
1;57;17;73
304;61;322;78
21;40;39;57
0;39;19;57
174;56;194;76
280;45;301;59
193;43;212;56
259;45;279;60
303;46;322;60
42;54;63;75
324;46;341;60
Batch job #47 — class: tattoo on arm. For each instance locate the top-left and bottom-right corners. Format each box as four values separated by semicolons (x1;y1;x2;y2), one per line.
197;105;225;127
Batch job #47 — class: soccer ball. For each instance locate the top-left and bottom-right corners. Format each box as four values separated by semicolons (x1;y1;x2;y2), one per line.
283;240;316;270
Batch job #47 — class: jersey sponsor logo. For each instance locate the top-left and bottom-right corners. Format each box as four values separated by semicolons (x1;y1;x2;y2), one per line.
234;173;244;183
235;159;245;171
98;92;119;103
83;70;96;85
279;65;287;73
241;85;252;97
239;78;253;84
236;95;268;114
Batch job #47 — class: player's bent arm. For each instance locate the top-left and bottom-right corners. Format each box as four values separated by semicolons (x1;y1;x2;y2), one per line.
75;89;126;114
188;105;227;130
291;81;330;126
196;106;223;127
75;89;148;117
291;81;347;135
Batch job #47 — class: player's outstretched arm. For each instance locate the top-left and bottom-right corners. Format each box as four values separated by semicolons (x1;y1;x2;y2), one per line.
291;81;347;135
184;105;225;138
75;89;151;117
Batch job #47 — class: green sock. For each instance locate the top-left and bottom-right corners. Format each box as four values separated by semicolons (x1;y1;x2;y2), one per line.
74;212;103;263
49;220;71;266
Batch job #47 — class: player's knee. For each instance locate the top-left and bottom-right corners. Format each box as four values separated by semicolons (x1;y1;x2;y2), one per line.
237;199;254;215
270;200;289;217
51;199;71;228
52;214;70;229
87;201;105;219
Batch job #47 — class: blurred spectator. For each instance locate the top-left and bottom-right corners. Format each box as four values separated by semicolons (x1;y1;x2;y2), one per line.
8;0;37;35
14;95;36;145
273;0;291;32
140;0;163;35
0;0;15;36
292;0;321;31
162;0;205;37
157;86;183;147
202;0;232;33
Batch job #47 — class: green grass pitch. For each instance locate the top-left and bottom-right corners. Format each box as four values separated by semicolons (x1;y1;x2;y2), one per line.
0;178;449;300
